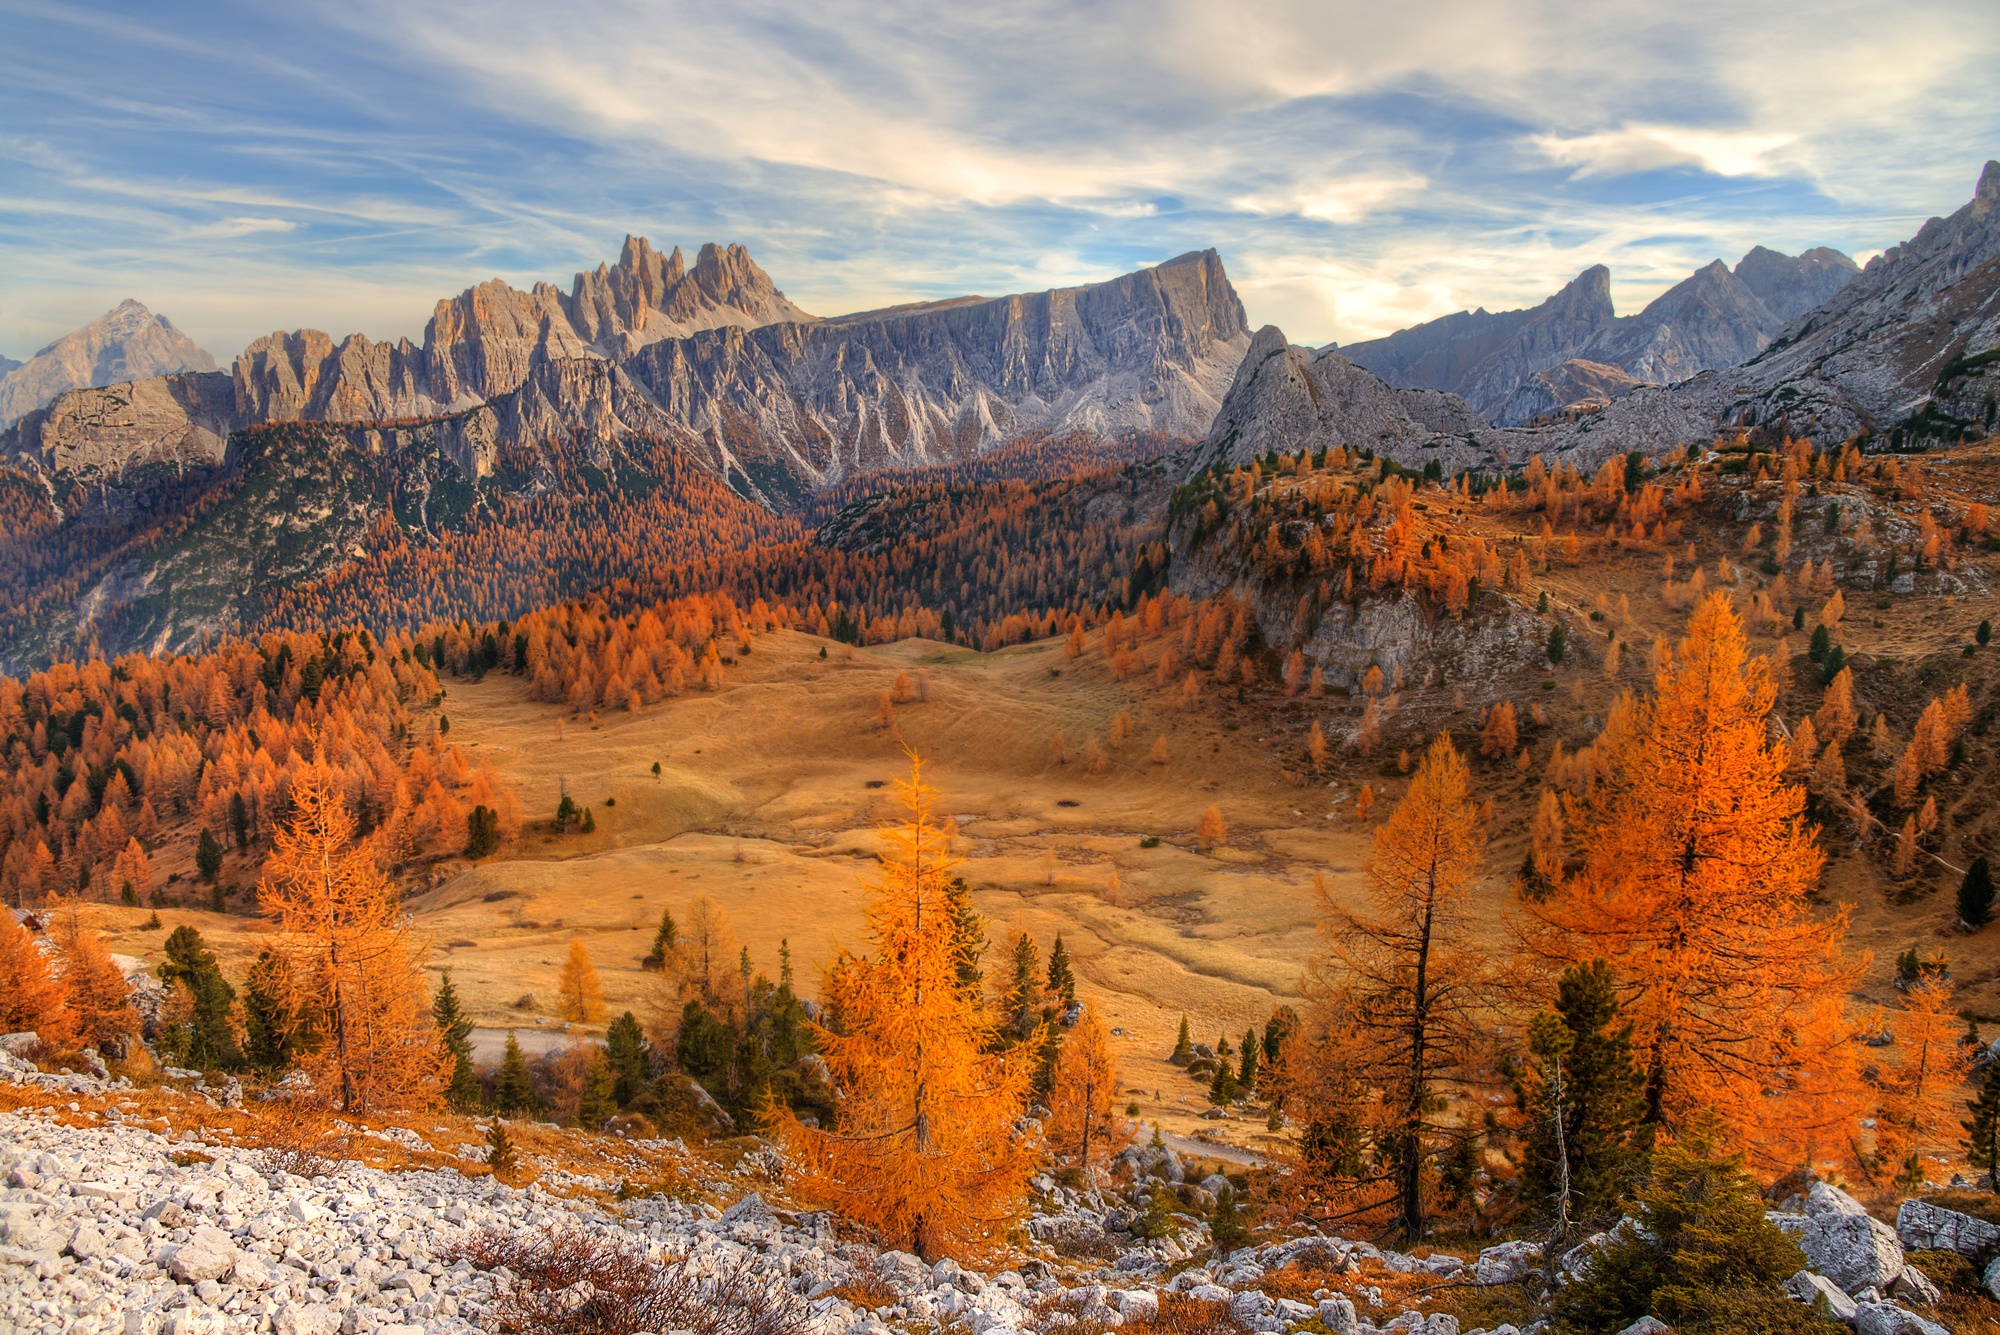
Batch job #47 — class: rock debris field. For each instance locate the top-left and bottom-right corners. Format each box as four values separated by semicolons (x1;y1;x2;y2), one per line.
2;1046;1992;1335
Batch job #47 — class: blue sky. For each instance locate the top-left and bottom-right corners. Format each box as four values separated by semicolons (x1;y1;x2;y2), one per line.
4;0;1996;362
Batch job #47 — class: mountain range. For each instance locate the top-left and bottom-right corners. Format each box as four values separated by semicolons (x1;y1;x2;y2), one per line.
1340;246;1860;425
4;242;1246;504
1200;159;2000;473
2;159;1994;668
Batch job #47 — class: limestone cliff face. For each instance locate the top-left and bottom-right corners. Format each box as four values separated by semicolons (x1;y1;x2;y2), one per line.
0;301;217;429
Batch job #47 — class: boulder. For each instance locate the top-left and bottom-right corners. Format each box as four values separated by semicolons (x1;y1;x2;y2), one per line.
1110;1290;1158;1321
1784;1269;1858;1322
1984;1254;2000;1300
1474;1239;1542;1285
0;1033;39;1056
166;1225;241;1284
1614;1320;1672;1335
1896;1198;2000;1261
1890;1264;1942;1306
273;1305;343;1335
1853;1303;1950;1335
1801;1188;1905;1294
1316;1296;1358;1334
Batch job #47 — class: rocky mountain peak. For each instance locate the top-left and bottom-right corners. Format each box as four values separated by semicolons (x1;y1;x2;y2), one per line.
0;299;217;429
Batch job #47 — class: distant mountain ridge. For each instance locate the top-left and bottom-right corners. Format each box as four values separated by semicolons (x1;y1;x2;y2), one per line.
0;300;216;429
7;243;1246;503
1197;161;2000;474
1341;247;1859;424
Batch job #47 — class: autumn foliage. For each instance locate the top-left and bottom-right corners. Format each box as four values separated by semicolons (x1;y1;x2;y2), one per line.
1525;594;1861;1163
258;753;450;1113
779;757;1036;1260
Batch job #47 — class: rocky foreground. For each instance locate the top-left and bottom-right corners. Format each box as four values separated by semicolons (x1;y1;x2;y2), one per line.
1;1049;1991;1335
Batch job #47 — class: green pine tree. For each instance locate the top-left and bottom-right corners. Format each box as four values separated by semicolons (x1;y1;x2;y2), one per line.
1210;1185;1249;1255
1238;1027;1259;1092
432;973;479;1110
1172;1013;1194;1064
157;926;240;1071
605;1012;650;1106
577;1049;617;1130
495;1032;538;1115
242;951;308;1072
1551;1111;1835;1335
1517;959;1646;1222
1966;1058;2000;1192
675;999;733;1096
1208;1057;1239;1107
944;877;987;1005
1961;856;1996;930
1006;932;1043;1040
485;1121;518;1181
195;829;223;884
1046;934;1076;1011
644;908;679;970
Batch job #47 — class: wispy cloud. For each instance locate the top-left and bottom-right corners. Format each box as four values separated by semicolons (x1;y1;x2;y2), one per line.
0;0;1994;359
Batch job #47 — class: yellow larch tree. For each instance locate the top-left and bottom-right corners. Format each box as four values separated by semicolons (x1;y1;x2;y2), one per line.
259;755;449;1114
557;939;606;1023
1874;977;1971;1184
1047;1004;1124;1190
1524;593;1863;1165
778;756;1037;1261
44;896;141;1055
1196;805;1227;852
0;907;77;1049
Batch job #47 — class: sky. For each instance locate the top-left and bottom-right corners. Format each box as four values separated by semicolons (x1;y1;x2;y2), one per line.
4;0;1997;363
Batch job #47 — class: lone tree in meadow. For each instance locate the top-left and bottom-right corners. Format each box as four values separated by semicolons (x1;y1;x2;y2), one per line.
779;756;1037;1261
557;939;606;1024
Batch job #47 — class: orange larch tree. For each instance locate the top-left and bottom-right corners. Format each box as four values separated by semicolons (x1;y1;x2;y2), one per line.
1301;734;1489;1239
0;906;77;1049
557;939;606;1023
1047;1003;1124;1191
1525;593;1863;1164
778;756;1037;1260
1874;977;1971;1186
44;897;141;1055
258;754;449;1114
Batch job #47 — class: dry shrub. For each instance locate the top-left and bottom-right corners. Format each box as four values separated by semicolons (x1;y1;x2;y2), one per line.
242;1097;342;1179
830;1274;900;1312
1124;1296;1245;1335
449;1223;806;1335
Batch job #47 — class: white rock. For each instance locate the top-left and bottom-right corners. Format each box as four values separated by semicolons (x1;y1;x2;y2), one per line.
1804;1206;1906;1295
1897;1198;2000;1260
1316;1296;1358;1334
1890;1263;1942;1306
1110;1290;1157;1320
1785;1268;1859;1322
1853;1302;1950;1335
1474;1239;1541;1286
1613;1319;1671;1335
274;1304;343;1335
166;1225;241;1284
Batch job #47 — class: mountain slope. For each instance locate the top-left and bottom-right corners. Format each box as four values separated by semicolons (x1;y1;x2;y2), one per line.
0;300;216;428
1510;158;2000;460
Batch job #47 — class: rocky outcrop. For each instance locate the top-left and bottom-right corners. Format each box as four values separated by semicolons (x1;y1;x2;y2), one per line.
1342;247;1860;426
0;301;217;429
1198;325;1487;474
1498;358;1642;425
